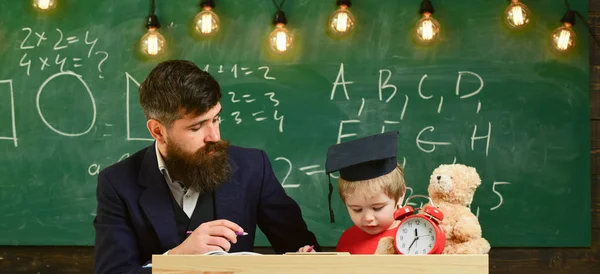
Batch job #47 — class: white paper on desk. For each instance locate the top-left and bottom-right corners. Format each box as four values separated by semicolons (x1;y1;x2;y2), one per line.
203;250;262;256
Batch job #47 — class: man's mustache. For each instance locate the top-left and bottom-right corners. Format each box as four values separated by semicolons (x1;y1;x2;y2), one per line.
196;140;230;155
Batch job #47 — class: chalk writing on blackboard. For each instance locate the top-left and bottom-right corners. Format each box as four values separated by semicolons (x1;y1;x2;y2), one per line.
36;71;97;137
227;90;285;133
202;64;276;80
275;157;296;188
88;153;130;176
416;126;452;153
330;63;352;100
18;28;108;78
456;71;484;99
326;63;506;217
491;181;511;210
299;165;325;176
0;79;17;147
379;69;396;103
125;72;153;142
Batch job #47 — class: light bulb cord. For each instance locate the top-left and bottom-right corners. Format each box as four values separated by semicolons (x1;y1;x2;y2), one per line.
272;0;288;25
563;0;600;50
200;0;215;8
419;0;435;15
145;0;161;29
573;10;600;49
272;0;286;12
336;0;352;8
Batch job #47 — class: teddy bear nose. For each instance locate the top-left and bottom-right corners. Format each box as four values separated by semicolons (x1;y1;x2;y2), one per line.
436;176;441;180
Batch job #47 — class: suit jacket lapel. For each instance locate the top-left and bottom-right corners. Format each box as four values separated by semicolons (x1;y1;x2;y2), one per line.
137;144;179;249
214;158;244;225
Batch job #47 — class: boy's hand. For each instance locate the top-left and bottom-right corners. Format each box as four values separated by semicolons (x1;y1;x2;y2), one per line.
297;245;315;253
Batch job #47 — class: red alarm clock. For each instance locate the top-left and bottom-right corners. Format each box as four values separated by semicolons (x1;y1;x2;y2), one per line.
393;195;445;255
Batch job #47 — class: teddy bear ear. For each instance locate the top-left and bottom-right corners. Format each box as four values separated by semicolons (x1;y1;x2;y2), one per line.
468;166;481;174
465;167;481;180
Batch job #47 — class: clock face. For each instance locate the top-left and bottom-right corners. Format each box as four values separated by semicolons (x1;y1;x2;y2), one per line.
395;217;437;255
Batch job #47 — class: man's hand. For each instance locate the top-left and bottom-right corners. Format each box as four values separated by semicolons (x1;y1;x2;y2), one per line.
169;219;244;255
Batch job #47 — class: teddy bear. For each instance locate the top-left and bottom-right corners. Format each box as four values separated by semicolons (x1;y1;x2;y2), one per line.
374;164;490;254
426;164;490;254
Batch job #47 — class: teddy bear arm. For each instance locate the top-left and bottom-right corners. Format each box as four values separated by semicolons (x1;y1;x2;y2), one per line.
375;236;397;254
453;214;482;242
440;222;454;240
437;204;459;239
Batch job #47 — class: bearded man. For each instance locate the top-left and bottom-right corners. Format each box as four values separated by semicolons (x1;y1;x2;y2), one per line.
93;60;320;274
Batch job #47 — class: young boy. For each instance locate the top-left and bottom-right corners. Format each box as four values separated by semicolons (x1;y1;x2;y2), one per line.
327;131;406;254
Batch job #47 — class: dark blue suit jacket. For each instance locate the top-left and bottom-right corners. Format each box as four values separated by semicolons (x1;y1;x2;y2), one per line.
93;144;320;274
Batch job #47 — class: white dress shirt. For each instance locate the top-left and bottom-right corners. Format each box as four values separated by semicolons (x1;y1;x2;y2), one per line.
155;143;199;218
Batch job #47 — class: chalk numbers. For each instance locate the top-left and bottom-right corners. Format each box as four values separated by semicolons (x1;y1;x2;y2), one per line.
18;27;109;78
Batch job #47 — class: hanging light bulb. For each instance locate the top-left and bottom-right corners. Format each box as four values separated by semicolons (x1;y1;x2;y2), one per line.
551;10;576;52
33;0;56;10
504;0;530;29
552;24;576;51
416;14;440;42
328;0;355;36
269;23;293;53
140;10;166;56
141;27;166;56
268;10;293;53
193;0;220;37
415;0;440;44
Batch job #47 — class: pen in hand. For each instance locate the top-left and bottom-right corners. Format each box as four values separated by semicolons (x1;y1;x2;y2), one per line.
186;231;248;236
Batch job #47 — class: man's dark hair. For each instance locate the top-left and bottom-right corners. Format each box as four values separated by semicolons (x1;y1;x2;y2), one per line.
139;60;222;127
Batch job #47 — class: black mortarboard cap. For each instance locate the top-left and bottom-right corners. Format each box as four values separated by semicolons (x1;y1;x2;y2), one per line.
325;131;399;222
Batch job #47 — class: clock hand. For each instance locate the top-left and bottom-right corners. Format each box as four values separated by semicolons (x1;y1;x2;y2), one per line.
408;237;417;250
407;228;422;252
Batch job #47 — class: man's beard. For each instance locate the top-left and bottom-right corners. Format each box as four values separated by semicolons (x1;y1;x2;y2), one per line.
164;139;232;193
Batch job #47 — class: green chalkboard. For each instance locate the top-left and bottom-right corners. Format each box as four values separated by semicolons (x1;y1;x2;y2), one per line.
0;0;591;247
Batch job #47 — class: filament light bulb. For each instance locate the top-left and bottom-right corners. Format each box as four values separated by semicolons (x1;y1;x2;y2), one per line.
268;23;293;53
415;12;440;44
33;0;56;10
552;23;576;52
194;7;220;36
140;28;166;56
505;0;530;29
328;5;355;36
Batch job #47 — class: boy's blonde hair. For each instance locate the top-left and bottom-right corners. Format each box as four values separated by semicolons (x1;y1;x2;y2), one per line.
338;165;406;203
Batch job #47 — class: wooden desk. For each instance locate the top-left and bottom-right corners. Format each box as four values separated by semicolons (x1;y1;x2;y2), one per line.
152;254;489;274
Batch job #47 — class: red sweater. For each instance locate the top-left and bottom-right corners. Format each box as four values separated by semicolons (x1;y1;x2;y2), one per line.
336;225;397;254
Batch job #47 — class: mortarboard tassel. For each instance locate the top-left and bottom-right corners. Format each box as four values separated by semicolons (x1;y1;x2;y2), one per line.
328;176;335;223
